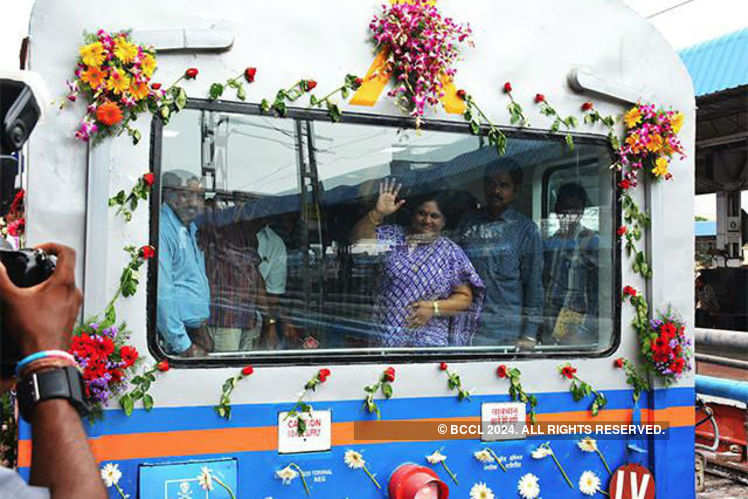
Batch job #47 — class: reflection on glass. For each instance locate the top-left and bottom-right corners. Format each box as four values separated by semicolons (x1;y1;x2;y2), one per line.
155;109;615;357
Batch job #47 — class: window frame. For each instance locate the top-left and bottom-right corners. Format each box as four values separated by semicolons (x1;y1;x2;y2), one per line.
147;98;621;368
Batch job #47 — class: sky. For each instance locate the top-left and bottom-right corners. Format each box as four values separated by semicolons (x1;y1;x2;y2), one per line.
1;0;746;218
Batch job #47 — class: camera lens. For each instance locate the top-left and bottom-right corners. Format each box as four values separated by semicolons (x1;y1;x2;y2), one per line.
9;121;27;150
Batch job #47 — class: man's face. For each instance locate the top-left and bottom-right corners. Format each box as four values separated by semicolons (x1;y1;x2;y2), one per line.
555;197;585;233
165;179;204;225
484;170;517;216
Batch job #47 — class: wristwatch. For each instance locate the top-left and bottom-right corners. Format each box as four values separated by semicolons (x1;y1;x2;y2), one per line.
17;366;90;422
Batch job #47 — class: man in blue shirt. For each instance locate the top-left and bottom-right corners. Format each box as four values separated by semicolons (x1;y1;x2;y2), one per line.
458;161;544;348
157;170;211;357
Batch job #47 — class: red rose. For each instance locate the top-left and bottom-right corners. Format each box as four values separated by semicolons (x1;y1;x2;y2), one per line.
151;83;162;90
304;80;317;91
561;365;577;379
581;102;593;111
354;77;363;88
456;89;467;100
496;364;508;378
534;93;545;103
140;245;156;260
110;368;124;383
185;68;199;79
242;365;254;376
384;367;395;382
318;368;331;382
157;360;170;372
623;286;637;297
244;67;257;83
614;358;625;369
439;362;448;371
503;82;512;93
618;179;631;190
120;345;138;368
617;226;627;236
143;172;155;186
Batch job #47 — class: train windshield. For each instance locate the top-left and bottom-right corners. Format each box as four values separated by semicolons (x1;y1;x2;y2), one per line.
152;106;617;362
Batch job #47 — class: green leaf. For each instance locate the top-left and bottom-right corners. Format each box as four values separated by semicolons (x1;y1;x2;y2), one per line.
297;417;307;435
342;87;349;99
382;383;393;399
175;88;187;110
591;401;599;416
469;120;480;135
236;85;247;101
120;394;134;416
550;120;560;133
260;98;271;112
209;83;225;100
310;95;318;106
143;394;154;411
565;134;574;151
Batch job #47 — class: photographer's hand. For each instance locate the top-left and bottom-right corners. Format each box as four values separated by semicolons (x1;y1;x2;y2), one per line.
0;243;106;499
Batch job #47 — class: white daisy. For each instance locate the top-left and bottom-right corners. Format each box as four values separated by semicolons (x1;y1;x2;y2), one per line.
518;473;541;499
344;449;366;469
578;437;598;453
197;466;213;491
531;445;553;459
275;465;299;485
469;481;495;499
473;449;494;463
100;463;122;488
579;470;602;496
426;450;447;464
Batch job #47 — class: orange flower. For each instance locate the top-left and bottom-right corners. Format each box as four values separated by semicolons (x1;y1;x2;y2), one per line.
645;133;664;153
96;101;124;126
129;80;149;101
80;66;107;89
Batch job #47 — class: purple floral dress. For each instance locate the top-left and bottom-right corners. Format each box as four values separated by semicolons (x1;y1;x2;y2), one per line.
374;225;484;347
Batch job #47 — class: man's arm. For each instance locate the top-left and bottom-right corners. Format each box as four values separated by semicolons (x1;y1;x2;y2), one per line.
0;243;106;499
156;231;193;354
520;223;545;342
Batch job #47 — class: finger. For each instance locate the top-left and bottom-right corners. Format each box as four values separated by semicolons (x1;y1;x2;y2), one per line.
396;200;406;209
379;181;384;195
393;183;402;198
36;243;76;285
0;260;19;296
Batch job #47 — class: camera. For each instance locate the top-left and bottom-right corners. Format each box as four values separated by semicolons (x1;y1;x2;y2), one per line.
0;249;57;378
1;72;43;153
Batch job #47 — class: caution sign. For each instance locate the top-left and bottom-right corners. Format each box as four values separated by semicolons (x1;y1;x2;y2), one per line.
609;463;655;499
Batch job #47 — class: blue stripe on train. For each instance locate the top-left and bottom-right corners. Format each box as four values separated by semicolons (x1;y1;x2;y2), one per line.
18;424;696;498
18;386;693;439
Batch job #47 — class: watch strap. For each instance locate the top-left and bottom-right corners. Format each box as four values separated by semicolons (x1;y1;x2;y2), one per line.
17;366;89;422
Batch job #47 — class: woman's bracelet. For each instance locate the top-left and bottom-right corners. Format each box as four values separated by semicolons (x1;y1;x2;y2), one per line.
368;210;384;226
433;301;440;317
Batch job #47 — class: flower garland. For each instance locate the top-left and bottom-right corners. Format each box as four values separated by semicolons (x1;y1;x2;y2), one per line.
613;356;649;403
558;363;607;416
65;30;194;144
496;364;538;424
209;67;257;101
439;362;471;401
457;89;508;156
362;366;395;419
118;360;169;416
637;308;692;384
108;172;154;222
503;82;530;127
368;0;473;127
260;79;318;117
283;368;331;435
214;365;254;420
261;75;363;122
534;92;578;150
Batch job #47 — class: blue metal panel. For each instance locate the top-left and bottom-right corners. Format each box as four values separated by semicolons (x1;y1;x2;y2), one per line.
696;374;748;403
678;28;748;96
694;221;716;237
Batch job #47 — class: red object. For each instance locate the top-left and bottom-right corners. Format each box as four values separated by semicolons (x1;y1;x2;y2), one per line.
439;362;448;371
95;101;123;126
244;67;257;83
456;89;466;100
561;366;577;379
623;285;637;297
143;172;155;186
496;364;508;378
614;358;624;369
157;360;170;372
534;93;545;103
354;77;363;88
616;226;627;236
120;345;138;367
318;368;331;382
384;367;396;382
503;82;512;93
304;80;317;91
618;179;632;190
582;101;593;111
242;365;254;376
608;464;655;499
140;245;156;259
185;68;199;79
389;464;449;499
151;83;162;90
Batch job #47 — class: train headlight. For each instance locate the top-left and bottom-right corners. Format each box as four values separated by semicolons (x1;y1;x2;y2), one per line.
388;463;449;499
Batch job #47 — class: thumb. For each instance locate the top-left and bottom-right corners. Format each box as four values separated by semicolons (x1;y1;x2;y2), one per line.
0;260;19;296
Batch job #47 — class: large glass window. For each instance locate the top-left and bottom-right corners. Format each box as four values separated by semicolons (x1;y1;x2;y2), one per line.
152;105;616;361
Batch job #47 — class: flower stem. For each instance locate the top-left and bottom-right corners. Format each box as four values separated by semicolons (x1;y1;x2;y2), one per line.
486;448;507;472
289;463;311;496
441;461;458;485
550;453;573;488
596;449;612;475
212;475;236;499
599;488;610;497
362;465;381;489
113;483;128;499
316;86;345;104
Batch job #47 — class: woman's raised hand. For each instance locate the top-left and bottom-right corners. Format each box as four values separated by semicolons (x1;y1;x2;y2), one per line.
376;177;405;216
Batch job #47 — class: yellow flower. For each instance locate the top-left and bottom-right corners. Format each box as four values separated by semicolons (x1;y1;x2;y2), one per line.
625;133;643;153
129;80;149;101
646;133;664;153
671;112;684;134
140;53;157;78
79;42;106;67
623;107;642;129
652;157;669;177
114;36;138;64
106;69;131;95
80;66;107;89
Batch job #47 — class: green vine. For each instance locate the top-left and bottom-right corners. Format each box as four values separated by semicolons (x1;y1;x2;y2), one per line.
209;67;256;101
260;79;318;117
439;362;471;402
283;369;330;435
215;366;254;420
363;367;395;419
558;363;607;416
119;360;170;416
108;172;154;222
496;365;538;423
535;95;577;150
308;74;363;122
502;82;529;127
457;89;507;156
621;193;652;278
614;357;650;403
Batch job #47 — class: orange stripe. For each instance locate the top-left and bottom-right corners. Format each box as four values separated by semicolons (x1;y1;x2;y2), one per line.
349;48;392;107
439;75;466;114
17;406;695;467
